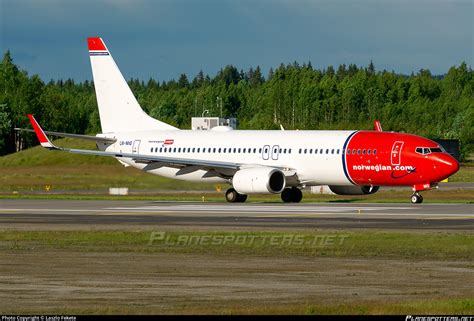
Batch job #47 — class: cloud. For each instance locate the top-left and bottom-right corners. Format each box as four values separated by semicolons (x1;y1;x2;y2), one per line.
1;0;472;81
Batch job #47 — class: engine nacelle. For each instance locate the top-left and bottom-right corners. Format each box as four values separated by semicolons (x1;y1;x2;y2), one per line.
233;167;286;194
328;185;380;195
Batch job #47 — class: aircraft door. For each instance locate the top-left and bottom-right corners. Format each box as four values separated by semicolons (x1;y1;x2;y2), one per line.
132;140;141;154
262;145;270;160
391;141;404;166
271;145;280;160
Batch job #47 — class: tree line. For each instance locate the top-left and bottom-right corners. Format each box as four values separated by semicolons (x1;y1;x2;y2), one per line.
1;51;472;159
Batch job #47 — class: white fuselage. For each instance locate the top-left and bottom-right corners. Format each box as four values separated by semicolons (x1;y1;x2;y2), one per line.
103;129;356;186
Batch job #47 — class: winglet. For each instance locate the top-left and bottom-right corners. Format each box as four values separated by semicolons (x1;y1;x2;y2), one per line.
374;120;383;132
27;114;56;149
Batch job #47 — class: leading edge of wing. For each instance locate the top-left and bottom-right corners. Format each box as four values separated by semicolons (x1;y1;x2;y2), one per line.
15;127;117;144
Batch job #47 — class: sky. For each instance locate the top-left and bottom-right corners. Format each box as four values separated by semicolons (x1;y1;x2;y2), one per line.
1;0;472;82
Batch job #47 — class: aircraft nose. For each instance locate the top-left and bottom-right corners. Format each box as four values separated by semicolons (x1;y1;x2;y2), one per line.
432;153;460;181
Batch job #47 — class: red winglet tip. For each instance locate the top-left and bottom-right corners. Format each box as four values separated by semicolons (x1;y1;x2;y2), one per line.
28;114;49;144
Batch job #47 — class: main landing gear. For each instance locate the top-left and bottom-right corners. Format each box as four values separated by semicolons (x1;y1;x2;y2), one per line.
281;187;303;203
411;192;423;204
225;187;303;203
225;188;247;203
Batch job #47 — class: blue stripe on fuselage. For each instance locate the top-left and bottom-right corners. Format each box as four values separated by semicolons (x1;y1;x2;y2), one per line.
342;131;358;185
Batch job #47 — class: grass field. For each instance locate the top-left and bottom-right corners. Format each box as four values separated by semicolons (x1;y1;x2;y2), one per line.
2;230;473;259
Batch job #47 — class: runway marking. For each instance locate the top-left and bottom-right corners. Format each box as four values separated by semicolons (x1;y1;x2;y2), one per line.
1;207;473;219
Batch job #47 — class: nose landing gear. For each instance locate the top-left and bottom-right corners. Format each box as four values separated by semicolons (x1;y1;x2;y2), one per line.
410;183;433;204
411;192;423;204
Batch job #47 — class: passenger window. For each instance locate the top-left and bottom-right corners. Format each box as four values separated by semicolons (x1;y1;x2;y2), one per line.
362;149;366;155
326;149;329;154
373;149;377;155
314;149;318;154
253;148;257;153
289;148;292;153
357;149;361;155
160;148;163;153
331;149;334;154
299;149;302;154
304;149;307;154
367;149;371;155
192;148;195;153
337;149;340;154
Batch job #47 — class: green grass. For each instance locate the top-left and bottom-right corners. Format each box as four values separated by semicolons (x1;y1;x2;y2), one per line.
2;230;473;260
5;298;473;315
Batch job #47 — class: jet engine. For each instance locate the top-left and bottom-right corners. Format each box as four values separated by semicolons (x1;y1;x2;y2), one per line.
328;185;380;195
233;167;286;194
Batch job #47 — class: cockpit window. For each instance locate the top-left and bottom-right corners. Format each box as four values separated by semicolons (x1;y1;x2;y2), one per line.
416;146;445;155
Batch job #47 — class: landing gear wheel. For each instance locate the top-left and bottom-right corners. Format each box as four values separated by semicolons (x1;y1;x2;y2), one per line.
291;187;303;203
281;188;292;203
411;193;423;204
237;194;247;203
226;188;247;203
281;187;303;203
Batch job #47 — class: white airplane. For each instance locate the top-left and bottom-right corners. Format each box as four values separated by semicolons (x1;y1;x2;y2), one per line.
26;37;459;204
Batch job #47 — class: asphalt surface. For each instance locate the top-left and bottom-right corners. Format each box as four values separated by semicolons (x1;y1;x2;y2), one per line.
0;199;473;230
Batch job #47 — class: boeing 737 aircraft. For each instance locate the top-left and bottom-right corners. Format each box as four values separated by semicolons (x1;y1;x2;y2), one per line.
26;37;460;204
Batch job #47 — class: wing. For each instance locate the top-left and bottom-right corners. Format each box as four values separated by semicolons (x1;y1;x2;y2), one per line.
27;114;297;176
15;127;116;144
